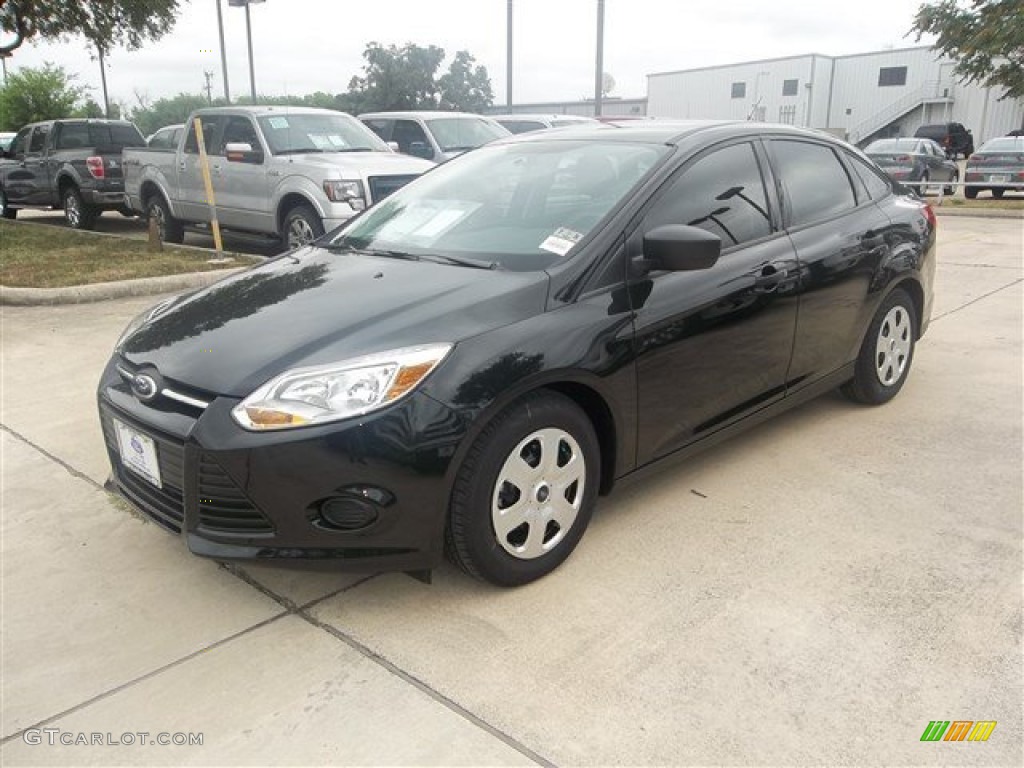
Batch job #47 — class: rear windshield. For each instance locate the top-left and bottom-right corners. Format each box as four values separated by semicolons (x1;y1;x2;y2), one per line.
56;122;145;150
425;117;507;152
865;139;922;153
979;138;1024;153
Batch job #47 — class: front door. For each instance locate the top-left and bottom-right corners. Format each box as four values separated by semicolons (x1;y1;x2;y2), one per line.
211;115;271;232
631;140;800;464
23;124;52;205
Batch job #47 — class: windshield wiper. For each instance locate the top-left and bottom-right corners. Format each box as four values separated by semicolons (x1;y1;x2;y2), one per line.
418;253;499;270
325;244;498;270
274;148;325;155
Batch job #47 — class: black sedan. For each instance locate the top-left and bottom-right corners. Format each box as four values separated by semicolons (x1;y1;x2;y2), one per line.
964;136;1024;199
864;138;959;194
100;122;935;586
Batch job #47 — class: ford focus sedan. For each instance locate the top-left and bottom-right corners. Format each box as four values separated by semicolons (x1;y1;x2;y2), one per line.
964;136;1024;199
99;121;935;586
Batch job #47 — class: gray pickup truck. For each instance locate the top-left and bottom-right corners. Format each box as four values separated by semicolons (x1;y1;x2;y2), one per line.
123;106;434;249
0;119;146;228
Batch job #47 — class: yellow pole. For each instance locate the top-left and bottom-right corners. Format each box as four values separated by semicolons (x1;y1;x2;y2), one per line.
193;118;224;255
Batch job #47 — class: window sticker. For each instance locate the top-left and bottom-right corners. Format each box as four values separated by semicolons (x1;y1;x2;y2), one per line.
267;117;289;130
309;134;330;149
375;200;480;244
538;227;583;256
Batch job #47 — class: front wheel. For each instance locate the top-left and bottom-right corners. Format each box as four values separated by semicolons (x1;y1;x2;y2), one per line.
992;189;1005;200
0;187;16;219
282;204;324;250
445;391;600;586
62;185;98;230
841;288;917;405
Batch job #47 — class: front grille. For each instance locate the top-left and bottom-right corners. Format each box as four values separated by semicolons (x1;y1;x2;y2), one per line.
197;454;274;535
367;174;418;204
100;408;186;533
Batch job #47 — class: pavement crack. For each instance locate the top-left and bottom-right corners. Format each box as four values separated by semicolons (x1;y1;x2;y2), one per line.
0;423;104;492
931;277;1023;323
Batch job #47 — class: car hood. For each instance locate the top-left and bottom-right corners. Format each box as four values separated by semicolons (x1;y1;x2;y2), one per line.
119;248;548;397
282;151;434;176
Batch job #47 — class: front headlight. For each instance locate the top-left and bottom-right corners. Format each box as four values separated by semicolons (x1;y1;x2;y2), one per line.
115;296;177;350
323;179;366;210
232;343;452;431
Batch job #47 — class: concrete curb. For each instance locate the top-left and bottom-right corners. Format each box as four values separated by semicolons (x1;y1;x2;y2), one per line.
0;268;244;306
932;206;1024;219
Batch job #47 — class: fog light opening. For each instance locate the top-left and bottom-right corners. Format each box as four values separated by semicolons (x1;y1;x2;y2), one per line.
317;497;379;531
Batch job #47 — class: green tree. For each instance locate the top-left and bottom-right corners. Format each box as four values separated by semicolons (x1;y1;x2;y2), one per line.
912;0;1024;103
0;63;85;130
438;51;494;112
1;0;181;56
129;92;215;136
343;42;446;113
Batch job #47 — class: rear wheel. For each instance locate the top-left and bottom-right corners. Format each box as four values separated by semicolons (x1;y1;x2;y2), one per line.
0;188;16;219
992;189;1005;200
146;194;185;244
62;185;98;230
445;391;600;586
841;288;917;405
965;186;979;199
282;204;324;250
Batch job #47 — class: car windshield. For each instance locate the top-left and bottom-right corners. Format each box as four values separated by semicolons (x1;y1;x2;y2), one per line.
331;140;668;269
425;117;508;152
257;113;387;154
979;138;1024;153
866;139;920;153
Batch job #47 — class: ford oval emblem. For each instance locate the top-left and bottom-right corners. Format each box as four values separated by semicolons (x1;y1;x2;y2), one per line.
132;374;158;402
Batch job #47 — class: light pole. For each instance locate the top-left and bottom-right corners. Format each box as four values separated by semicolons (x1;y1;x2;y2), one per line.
216;0;231;102
228;0;264;102
506;0;513;108
594;0;605;117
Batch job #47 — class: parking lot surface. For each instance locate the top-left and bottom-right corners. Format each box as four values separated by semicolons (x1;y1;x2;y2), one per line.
1;216;1021;765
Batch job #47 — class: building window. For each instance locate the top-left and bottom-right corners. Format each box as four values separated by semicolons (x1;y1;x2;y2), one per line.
779;105;797;125
731;82;746;99
782;79;798;96
878;66;908;87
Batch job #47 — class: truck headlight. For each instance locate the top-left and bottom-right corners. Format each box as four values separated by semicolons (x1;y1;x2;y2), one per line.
232;344;452;430
323;180;366;210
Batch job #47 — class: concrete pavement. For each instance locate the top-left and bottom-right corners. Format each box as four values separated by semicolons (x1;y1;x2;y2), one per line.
1;216;1021;765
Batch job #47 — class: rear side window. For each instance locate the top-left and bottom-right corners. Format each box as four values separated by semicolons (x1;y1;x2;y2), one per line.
362;119;393;141
645;141;773;249
849;156;892;200
772;140;856;227
56;123;91;149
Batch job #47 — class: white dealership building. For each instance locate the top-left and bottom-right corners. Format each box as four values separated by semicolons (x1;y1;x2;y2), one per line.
646;46;1023;146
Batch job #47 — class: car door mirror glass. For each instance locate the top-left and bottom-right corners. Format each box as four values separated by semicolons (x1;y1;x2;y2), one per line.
642;225;721;271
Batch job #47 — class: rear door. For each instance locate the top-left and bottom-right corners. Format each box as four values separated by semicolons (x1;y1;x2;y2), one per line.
766;138;893;389
631;139;800;463
179;115;226;222
22;124;52;205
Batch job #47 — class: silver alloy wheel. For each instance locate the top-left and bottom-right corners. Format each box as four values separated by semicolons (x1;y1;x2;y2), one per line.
875;305;912;386
64;190;81;227
491;427;586;559
287;215;315;249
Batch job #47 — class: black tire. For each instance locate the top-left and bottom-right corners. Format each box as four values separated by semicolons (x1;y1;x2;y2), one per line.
0;187;16;219
992;189;1005;200
841;288;917;406
146;194;185;244
919;171;930;196
118;206;136;218
965;186;979;199
62;185;98;230
944;171;957;197
282;204;324;250
445;391;600;587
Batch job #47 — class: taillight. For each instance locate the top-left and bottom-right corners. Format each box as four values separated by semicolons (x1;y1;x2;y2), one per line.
86;156;105;179
923;202;936;231
894;155;911;163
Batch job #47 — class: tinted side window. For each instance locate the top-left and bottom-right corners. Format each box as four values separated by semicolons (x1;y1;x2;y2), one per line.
10;127;31;157
184;116;225;155
772;140;856;227
391;120;430;154
148;128;175;150
56;123;91;149
849;155;892;201
362;119;393;141
28;125;50;154
218;116;260;152
645;142;773;249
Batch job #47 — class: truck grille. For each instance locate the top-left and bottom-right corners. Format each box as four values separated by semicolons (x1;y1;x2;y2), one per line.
197;454;274;535
367;174;419;204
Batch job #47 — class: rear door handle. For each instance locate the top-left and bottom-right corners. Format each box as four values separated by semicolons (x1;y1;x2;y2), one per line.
178;161;187;172
212;165;222;175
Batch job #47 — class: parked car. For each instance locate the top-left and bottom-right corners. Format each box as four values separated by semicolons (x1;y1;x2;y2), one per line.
122;106;433;249
913;122;974;159
964;136;1024;199
100;121;935;586
0;132;16;152
490;113;599;134
359;111;509;163
0;119;145;227
146;123;184;149
864;137;959;194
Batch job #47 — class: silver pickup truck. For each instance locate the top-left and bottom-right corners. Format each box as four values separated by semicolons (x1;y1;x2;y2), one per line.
123;106;434;249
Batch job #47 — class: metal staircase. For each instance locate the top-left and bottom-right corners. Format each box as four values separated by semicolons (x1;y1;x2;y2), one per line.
847;80;954;145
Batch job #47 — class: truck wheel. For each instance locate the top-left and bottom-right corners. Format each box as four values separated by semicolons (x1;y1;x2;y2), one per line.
0;188;16;219
62;186;98;230
146;195;185;244
282;205;324;250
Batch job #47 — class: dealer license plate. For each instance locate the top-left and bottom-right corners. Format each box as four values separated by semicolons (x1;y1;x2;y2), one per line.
988;174;1009;183
113;419;162;488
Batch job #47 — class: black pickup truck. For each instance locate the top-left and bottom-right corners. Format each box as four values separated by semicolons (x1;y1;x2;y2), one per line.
0;119;146;229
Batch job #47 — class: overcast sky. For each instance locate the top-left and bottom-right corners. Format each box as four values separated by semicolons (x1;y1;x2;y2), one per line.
4;0;934;109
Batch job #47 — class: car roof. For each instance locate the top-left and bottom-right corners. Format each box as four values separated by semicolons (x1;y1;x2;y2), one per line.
358;111;495;120
192;105;352;118
490;114;596;121
978;136;1024;150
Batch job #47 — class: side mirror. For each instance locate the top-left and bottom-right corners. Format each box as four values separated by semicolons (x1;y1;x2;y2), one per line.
225;142;263;164
386;141;400;152
641;225;721;271
408;140;434;159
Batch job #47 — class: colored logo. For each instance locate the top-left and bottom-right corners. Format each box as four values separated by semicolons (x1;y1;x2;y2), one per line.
131;374;158;402
920;721;996;742
130;436;144;455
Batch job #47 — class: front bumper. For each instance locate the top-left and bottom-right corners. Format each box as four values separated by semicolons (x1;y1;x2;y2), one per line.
97;358;466;572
